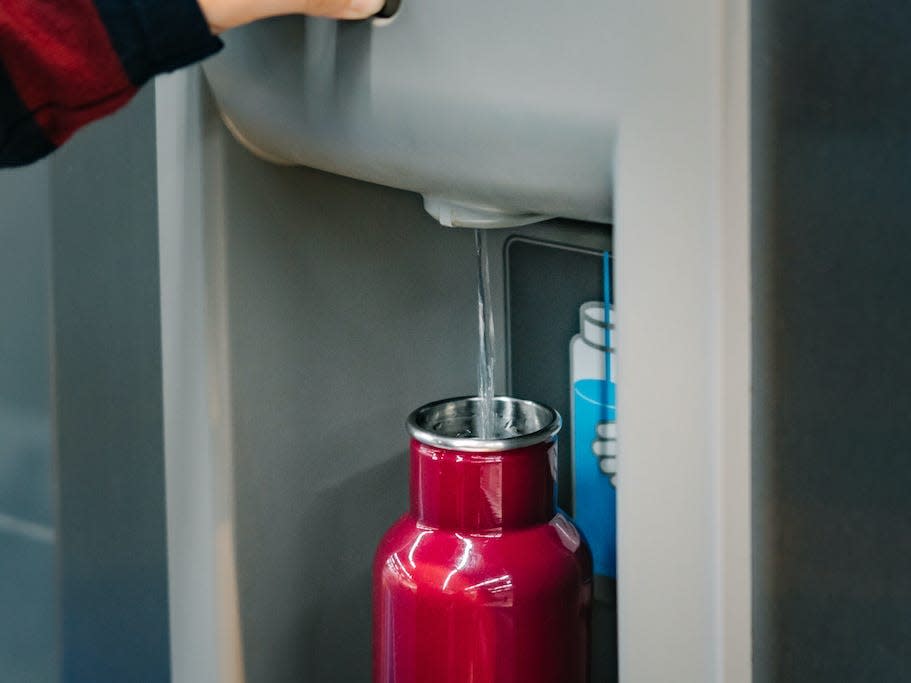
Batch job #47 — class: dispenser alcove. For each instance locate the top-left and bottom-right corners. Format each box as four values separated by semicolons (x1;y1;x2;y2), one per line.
190;2;620;680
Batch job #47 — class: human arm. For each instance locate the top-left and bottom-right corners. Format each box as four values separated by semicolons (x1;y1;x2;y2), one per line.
0;0;382;167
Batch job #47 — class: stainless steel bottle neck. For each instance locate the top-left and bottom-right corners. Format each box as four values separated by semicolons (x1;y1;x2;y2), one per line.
406;396;561;453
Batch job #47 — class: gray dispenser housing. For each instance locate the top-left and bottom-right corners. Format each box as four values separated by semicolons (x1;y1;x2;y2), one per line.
202;0;617;227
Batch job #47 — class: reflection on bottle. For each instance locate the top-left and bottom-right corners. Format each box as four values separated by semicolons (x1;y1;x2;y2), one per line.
570;301;616;579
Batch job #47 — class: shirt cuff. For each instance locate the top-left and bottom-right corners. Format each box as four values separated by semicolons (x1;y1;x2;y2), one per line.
95;0;224;86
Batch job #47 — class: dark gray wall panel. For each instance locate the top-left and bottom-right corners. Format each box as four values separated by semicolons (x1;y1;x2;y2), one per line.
50;89;171;683
0;158;56;682
0;160;54;527
752;3;911;681
0;162;51;416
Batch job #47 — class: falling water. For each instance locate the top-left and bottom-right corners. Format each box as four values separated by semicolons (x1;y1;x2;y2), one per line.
475;228;496;439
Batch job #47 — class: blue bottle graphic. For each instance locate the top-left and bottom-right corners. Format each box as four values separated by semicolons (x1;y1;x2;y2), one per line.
570;299;616;579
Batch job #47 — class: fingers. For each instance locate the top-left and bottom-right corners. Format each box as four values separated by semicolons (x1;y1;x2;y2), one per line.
254;0;385;21
199;0;385;34
298;0;386;19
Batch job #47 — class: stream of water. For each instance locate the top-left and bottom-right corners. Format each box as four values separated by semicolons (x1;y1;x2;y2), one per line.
474;228;496;439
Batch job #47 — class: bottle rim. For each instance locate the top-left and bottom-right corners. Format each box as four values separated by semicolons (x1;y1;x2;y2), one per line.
406;396;561;452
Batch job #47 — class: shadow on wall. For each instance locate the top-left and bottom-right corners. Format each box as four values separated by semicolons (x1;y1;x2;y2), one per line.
239;450;408;683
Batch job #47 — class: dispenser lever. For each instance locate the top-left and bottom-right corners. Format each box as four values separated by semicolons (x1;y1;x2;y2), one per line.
376;0;400;18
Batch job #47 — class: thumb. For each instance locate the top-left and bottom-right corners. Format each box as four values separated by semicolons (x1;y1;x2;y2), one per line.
279;0;385;19
200;0;385;33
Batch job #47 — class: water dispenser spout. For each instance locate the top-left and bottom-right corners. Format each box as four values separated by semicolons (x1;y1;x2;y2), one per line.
423;195;553;229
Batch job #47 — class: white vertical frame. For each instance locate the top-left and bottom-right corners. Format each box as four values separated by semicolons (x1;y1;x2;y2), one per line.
156;70;246;683
614;0;751;681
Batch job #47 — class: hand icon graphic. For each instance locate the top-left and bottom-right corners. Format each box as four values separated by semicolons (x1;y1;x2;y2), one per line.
591;420;617;486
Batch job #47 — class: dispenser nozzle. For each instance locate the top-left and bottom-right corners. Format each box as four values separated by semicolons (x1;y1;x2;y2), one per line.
422;196;553;229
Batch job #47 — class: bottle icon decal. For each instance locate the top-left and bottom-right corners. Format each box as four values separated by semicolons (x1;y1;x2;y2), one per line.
570;300;616;579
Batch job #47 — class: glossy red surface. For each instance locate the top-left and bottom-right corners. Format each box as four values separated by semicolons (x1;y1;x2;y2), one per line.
373;438;592;683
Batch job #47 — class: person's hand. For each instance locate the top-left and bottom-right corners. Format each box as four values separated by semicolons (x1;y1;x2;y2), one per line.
198;0;385;33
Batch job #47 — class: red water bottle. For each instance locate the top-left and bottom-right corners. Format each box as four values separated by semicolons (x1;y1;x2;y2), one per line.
373;396;592;683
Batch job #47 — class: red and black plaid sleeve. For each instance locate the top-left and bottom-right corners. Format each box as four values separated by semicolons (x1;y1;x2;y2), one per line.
0;0;223;167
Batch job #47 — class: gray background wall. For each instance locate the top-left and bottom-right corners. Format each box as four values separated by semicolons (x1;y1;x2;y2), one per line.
752;2;911;681
0;158;56;683
50;88;171;683
0;89;172;683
